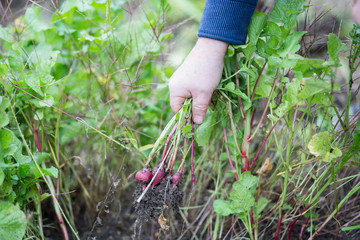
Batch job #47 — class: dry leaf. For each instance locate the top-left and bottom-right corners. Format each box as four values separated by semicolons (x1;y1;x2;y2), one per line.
158;213;170;231
256;158;273;175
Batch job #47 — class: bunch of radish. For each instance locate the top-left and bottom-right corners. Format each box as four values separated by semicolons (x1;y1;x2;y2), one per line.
135;99;195;203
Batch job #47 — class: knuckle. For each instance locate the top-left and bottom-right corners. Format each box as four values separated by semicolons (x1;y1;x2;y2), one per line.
193;103;208;113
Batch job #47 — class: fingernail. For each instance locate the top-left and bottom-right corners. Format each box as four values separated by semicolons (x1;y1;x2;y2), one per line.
193;115;204;124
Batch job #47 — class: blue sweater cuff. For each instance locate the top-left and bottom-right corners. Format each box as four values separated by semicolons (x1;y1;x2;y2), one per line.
198;0;258;45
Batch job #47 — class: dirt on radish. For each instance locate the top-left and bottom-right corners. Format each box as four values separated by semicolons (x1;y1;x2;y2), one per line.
133;174;184;222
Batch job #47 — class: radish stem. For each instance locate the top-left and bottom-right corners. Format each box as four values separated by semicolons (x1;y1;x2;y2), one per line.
190;122;195;186
223;127;239;181
145;115;177;167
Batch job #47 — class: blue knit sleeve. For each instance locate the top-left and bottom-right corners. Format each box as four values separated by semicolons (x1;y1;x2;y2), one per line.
198;0;258;45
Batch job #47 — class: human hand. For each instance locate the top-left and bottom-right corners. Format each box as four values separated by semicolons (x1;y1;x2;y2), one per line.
169;37;228;124
354;0;360;24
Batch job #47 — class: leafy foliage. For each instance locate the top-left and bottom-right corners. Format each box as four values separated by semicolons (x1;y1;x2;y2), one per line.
0;202;27;240
0;0;173;238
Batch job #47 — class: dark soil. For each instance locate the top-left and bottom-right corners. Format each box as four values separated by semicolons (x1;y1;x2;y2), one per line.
133;175;184;221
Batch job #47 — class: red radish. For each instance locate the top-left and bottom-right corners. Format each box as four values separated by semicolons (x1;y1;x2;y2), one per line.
172;173;181;187
152;165;164;185
135;168;152;183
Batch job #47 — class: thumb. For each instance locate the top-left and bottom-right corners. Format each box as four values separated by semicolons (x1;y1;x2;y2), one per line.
192;92;212;124
170;95;187;113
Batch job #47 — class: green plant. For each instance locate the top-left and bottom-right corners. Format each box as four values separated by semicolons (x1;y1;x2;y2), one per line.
0;0;173;239
206;0;360;239
0;0;359;239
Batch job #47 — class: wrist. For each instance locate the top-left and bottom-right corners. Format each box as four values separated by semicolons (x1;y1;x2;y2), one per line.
195;37;229;57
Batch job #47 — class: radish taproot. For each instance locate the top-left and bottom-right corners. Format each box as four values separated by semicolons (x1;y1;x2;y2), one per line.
172;173;181;187
135;168;152;183
152;165;164;185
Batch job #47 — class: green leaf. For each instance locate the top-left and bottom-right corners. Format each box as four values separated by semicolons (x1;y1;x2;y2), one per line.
308;132;342;162
253;197;270;221
326;33;347;66
267;114;279;122
0;63;8;76
34;109;44;121
18;165;31;178
0;26;13;42
0;169;4;186
25;73;43;96
182;125;192;134
219;82;252;111
229;186;255;214
297;78;340;100
32;166;58;179
28;46;58;85
277;31;306;58
39;95;54;107
0;202;27;240
9;134;31;165
308;132;332;156
7;46;23;71
322;147;342;162
0;114;9;129
213;199;234;216
213;172;258;217
0;96;10;113
268;56;282;67
197;111;216;146
233;171;259;195
262;21;287;40
34;152;51;165
0;129;13;149
293;58;326;79
24;7;52;32
237;42;257;60
275;78;339;117
248;12;268;44
269;0;306;29
254;76;272;98
256;38;270;58
60;0;94;14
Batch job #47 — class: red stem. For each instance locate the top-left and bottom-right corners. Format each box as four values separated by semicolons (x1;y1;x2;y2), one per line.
190;122;195;186
51;194;70;240
274;213;282;240
242;152;250;172
161;122;178;163
250;209;255;239
33;126;42;152
178;140;187;175
249;118;281;170
56;138;60;200
167;142;179;173
251;69;279;140
288;204;311;240
32;123;69;240
299;218;309;240
223;127;239;181
250;62;267;103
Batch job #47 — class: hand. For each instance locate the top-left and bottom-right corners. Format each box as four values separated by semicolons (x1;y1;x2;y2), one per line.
169;37;228;124
354;0;360;24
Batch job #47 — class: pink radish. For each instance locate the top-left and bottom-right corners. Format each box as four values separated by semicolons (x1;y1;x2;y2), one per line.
135;168;152;183
152;165;164;185
172;173;181;187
